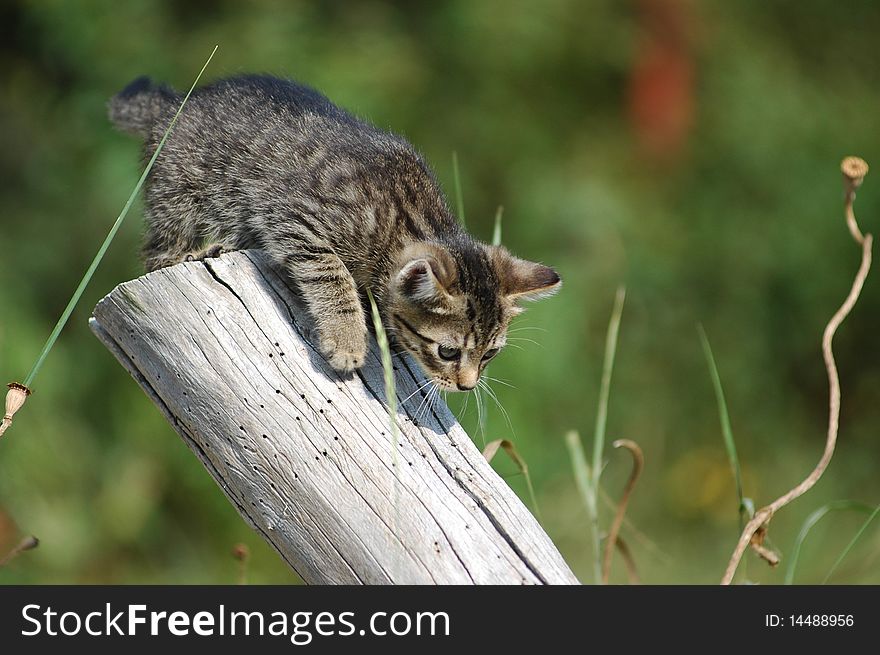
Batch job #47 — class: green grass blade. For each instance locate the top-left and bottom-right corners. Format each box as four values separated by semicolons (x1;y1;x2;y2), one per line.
785;500;873;584
366;289;399;462
583;286;625;583
592;288;626;498
452;150;466;226
822;503;880;584
565;429;599;582
565;430;595;512
24;45;219;388
367;288;402;579
492;205;504;246
697;324;749;525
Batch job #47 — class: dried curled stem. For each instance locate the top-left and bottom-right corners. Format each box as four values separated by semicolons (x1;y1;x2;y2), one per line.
842;156;869;243
614;536;641;584
602;439;644;584
721;157;873;585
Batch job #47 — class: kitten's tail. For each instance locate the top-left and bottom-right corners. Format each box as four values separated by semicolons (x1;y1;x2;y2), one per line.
108;76;179;138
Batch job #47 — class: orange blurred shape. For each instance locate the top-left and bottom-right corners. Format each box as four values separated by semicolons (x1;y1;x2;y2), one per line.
628;0;696;159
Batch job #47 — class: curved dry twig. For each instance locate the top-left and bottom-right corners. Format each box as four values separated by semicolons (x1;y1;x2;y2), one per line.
842;156;868;243
721;157;872;585
614;536;641;584
602;438;644;584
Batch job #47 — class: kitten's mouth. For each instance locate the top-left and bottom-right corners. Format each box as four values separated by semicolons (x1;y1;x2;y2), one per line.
433;379;474;393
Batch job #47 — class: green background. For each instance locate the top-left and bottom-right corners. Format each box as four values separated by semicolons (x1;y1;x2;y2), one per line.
1;0;878;584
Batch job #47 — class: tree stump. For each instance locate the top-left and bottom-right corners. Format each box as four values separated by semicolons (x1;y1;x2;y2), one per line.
90;250;578;585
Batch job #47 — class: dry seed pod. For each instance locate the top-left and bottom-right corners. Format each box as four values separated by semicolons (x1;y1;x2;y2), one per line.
232;543;250;561
0;535;40;566
842;156;869;191
0;382;32;438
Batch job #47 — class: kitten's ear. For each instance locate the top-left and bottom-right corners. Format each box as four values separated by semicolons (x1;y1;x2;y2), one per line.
394;243;457;308
492;246;562;302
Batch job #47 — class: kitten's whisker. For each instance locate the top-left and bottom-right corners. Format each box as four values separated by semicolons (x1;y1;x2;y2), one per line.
399;378;435;405
479;379;515;438
413;393;427;422
482;375;516;389
412;385;434;421
508;326;547;333
416;389;436;421
427;387;440;422
474;386;486;447
458;389;471;419
422;387;440;420
416;386;439;424
507;336;542;347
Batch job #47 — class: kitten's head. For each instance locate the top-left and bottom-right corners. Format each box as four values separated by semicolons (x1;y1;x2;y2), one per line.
387;240;561;391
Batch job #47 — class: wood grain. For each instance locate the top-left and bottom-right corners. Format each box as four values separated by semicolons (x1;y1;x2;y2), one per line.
90;250;578;585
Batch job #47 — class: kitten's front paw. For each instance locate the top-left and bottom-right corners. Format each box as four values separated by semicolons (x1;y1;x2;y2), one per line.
318;326;367;373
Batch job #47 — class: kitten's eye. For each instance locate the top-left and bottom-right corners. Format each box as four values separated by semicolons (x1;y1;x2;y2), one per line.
482;348;499;361
437;346;461;361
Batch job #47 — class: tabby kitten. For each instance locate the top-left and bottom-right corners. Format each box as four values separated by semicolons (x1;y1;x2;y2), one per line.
109;74;561;391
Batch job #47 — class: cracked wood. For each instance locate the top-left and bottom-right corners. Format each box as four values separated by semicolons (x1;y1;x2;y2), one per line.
89;250;578;585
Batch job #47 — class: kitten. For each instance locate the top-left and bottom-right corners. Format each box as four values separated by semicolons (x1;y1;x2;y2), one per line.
109;74;561;391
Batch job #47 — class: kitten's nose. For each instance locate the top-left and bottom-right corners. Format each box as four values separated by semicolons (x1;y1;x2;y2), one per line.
457;368;479;391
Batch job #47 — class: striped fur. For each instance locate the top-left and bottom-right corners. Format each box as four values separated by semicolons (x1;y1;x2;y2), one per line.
109;74;561;386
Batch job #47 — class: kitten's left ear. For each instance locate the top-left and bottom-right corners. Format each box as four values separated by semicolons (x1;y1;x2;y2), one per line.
393;242;458;309
491;246;562;301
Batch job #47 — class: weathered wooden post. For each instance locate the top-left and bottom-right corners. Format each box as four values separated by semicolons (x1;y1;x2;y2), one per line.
90;250;578;585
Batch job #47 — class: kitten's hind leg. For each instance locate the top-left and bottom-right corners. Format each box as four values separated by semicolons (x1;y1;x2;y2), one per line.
184;243;232;262
143;250;187;271
286;253;367;373
141;204;201;271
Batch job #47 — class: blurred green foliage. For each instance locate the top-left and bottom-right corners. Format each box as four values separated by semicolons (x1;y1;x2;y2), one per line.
1;0;878;584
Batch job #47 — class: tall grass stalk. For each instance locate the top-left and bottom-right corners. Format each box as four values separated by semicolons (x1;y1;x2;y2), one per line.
367;289;399;462
565;429;594;518
586;286;626;583
785;500;873;584
367;288;402;579
822;503;880;584
492;205;504;246
451;150;466;226
697;324;751;525
23;46;219;388
565;431;617;583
